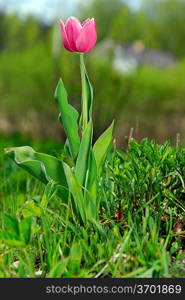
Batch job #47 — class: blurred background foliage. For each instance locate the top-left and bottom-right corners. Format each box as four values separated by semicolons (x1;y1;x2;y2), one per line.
0;0;185;146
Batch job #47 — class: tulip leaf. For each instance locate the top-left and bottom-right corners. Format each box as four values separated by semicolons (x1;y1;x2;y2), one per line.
84;66;93;120
84;150;98;220
63;162;86;224
80;54;93;128
55;78;80;160
75;119;92;186
85;149;97;191
93;121;114;175
63;139;75;167
4;146;68;202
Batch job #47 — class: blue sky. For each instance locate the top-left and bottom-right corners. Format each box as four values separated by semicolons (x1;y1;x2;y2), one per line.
0;0;141;22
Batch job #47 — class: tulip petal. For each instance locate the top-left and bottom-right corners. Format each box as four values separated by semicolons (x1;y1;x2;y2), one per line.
60;20;73;52
82;18;90;26
65;17;82;51
76;19;97;53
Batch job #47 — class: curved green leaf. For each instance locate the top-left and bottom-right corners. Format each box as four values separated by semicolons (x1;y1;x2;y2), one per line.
80;54;93;130
93;120;114;175
55;79;80;160
63;162;86;224
75;119;93;186
4;146;68;202
82;59;93;120
84;150;98;220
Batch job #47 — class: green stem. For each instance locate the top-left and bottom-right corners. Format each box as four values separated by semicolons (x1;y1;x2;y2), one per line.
80;53;88;133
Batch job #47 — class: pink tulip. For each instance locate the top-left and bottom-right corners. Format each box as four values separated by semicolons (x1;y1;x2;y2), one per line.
60;17;97;53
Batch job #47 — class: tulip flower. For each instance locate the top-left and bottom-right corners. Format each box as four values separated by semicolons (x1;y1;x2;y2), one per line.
60;17;97;53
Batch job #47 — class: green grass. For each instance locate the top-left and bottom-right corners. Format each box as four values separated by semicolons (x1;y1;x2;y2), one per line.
0;134;185;278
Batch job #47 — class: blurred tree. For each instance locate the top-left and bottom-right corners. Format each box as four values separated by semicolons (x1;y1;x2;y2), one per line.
78;0;124;41
110;8;148;43
141;0;185;57
1;14;47;51
0;10;7;50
